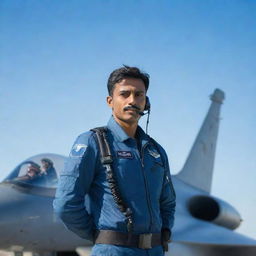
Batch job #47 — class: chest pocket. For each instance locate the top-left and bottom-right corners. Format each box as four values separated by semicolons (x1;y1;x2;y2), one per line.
147;147;164;172
145;146;165;199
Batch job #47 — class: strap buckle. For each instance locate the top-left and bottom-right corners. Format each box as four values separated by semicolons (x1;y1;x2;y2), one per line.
138;233;152;249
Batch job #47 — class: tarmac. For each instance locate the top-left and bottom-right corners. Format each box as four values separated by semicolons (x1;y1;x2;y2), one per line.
0;251;12;256
0;251;32;256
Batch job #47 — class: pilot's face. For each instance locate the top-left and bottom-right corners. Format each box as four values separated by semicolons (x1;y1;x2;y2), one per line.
107;78;146;126
42;161;49;170
28;170;35;177
27;166;37;177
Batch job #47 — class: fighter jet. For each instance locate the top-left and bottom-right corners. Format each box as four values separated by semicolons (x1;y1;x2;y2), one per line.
0;89;256;256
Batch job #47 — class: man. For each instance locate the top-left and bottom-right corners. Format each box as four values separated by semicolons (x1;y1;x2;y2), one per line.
15;163;41;182
41;158;58;185
53;66;176;256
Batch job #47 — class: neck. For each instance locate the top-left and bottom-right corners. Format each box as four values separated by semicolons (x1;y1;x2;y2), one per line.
113;116;138;138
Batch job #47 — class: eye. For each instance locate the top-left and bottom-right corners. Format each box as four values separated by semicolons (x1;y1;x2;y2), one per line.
120;91;130;97
135;92;144;97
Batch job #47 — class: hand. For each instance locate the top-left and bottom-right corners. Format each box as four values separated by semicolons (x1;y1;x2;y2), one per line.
161;228;171;252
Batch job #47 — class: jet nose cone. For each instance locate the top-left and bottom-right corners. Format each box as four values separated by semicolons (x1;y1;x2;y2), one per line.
211;88;225;104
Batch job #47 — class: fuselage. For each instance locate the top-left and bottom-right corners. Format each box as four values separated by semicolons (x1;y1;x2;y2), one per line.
0;181;90;252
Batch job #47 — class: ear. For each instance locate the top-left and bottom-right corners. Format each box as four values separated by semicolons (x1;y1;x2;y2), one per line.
106;96;113;108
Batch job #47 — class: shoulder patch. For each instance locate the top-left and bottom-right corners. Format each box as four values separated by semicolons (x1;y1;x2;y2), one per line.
70;143;88;158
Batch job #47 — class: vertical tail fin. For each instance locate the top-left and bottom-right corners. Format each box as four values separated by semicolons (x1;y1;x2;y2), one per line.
176;89;225;193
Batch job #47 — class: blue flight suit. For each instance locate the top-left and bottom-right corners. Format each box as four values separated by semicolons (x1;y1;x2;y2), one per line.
53;116;176;256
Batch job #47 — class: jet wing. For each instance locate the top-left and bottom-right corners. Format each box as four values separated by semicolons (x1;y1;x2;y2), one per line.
174;214;256;245
169;214;256;256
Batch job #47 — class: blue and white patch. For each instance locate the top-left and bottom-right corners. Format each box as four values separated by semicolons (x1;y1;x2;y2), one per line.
117;151;133;159
70;143;88;158
148;149;160;159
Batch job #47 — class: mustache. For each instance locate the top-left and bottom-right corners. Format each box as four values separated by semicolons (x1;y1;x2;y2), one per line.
123;105;141;112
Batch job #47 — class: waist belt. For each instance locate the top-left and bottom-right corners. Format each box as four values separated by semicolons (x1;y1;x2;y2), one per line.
95;230;162;249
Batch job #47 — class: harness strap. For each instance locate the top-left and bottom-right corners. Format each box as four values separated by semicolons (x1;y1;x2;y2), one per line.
91;127;134;233
91;127;112;164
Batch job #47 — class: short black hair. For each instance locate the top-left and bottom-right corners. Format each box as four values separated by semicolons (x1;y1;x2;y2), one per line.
41;158;53;166
107;65;150;96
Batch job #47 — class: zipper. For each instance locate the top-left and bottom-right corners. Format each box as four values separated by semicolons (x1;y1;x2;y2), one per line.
166;174;175;194
140;142;154;232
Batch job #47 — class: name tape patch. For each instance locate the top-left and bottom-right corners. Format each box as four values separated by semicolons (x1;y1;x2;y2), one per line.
117;151;133;159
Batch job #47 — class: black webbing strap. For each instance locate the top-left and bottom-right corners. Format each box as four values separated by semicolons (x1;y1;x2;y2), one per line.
91;127;112;165
90;127;133;233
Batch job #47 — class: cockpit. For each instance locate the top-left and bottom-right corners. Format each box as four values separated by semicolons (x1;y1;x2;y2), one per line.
3;153;67;189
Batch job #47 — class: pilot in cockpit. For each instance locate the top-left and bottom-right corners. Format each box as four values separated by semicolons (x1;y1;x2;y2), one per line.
15;163;42;183
40;158;57;184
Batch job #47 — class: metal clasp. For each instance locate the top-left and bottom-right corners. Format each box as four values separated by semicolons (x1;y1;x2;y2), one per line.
138;233;152;249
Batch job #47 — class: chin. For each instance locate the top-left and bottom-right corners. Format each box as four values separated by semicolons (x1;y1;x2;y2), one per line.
115;114;139;125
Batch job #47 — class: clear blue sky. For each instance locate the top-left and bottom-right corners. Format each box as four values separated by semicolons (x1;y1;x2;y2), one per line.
0;0;255;238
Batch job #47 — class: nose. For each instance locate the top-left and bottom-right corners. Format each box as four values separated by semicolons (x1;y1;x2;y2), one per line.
127;93;137;106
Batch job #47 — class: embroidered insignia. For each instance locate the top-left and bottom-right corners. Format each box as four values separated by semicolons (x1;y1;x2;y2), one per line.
70;144;88;157
117;151;133;159
148;149;160;159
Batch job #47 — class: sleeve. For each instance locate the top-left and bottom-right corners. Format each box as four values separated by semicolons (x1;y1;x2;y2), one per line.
160;149;176;233
53;131;98;240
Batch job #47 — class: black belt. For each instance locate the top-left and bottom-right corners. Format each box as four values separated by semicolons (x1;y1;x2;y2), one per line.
95;230;162;249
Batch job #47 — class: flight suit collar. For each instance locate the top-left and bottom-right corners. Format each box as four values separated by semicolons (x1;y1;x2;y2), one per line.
107;116;150;146
107;116;130;142
135;124;150;148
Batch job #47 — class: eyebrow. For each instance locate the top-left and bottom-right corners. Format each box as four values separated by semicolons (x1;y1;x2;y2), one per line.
119;90;145;93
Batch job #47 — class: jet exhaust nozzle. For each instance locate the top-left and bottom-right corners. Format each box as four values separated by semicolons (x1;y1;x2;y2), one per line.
188;195;242;230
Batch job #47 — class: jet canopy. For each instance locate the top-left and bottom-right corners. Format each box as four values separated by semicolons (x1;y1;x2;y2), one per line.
4;153;67;188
